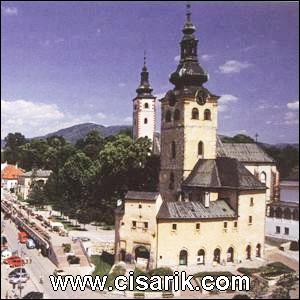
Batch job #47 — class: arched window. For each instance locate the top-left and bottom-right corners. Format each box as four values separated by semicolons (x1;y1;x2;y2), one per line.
260;172;267;184
284;208;291;220
204;109;211;121
144;103;149;109
198;141;204;157
275;207;282;219
197;249;205;265
174;109;180;121
179;250;188;265
246;245;251;260
293;209;299;221
270;207;275;218
213;248;221;264
144;118;148;124
171;141;176;159
169;172;174;190
165;111;172;122
192;108;199;120
256;244;261;258
227;247;234;262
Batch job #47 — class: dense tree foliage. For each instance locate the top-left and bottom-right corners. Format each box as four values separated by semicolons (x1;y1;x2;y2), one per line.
2;131;160;225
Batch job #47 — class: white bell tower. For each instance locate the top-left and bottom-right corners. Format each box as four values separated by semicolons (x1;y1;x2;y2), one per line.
132;53;156;142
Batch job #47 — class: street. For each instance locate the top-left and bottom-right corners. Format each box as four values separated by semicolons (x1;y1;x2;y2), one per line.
1;206;124;299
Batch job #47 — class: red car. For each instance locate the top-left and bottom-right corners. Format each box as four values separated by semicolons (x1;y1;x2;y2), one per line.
4;256;25;268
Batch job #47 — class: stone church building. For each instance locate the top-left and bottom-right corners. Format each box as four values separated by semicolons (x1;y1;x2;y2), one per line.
115;5;278;269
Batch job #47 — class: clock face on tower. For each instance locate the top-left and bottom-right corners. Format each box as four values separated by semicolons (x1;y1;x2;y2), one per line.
195;88;209;105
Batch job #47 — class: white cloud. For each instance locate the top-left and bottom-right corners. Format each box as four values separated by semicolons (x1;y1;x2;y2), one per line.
155;93;165;100
218;60;252;74
118;82;126;88
1;99;111;138
174;55;180;62
218;94;238;113
287;100;299;111
242;45;256;52
96;112;107;119
201;54;213;61
284;111;299;125
266;120;272;125
218;94;238;104
123;117;132;124
1;5;18;16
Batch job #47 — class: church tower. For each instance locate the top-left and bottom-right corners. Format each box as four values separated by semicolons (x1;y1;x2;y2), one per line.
132;54;156;142
159;4;219;201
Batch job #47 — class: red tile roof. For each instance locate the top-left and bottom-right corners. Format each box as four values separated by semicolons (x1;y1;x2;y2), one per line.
1;165;25;180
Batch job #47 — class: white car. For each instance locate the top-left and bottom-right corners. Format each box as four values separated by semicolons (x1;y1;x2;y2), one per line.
9;273;29;284
1;249;12;261
53;269;66;277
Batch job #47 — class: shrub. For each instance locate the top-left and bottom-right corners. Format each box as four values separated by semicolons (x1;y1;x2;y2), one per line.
62;243;71;253
67;255;80;264
148;267;173;277
290;240;299;251
232;294;251;299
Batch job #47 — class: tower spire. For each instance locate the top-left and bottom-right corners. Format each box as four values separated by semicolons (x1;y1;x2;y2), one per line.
136;52;154;98
143;50;146;68
169;3;208;89
186;3;191;23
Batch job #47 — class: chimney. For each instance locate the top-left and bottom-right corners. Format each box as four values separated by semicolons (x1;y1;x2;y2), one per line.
15;163;18;169
204;192;210;208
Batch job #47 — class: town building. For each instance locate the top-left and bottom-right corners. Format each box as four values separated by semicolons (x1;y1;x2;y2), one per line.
17;169;52;200
1;164;24;191
132;54;156;143
115;5;267;269
216;139;280;203
265;181;299;241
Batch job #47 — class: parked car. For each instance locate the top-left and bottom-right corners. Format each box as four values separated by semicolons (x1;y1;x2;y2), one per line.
4;256;25;267
22;292;44;299
8;267;28;278
78;237;90;242
26;239;36;249
1;249;12;261
9;273;29;284
36;215;44;222
53;269;66;277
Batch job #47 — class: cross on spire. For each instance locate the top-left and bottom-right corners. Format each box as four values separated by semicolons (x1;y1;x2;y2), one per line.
186;2;191;22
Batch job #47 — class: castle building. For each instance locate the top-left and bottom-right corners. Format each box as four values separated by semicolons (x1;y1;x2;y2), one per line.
132;54;156;143
115;5;268;270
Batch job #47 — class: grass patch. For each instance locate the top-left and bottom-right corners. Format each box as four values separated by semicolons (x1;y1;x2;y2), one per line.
238;262;295;279
91;254;114;277
194;271;234;279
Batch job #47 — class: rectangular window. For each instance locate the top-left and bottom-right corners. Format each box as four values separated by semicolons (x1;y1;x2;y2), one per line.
284;227;289;235
224;222;228;229
132;221;137;228
172;224;177;231
144;222;148;229
249;216;253;224
234;221;238;228
196;223;200;230
250;197;254;206
276;226;280;234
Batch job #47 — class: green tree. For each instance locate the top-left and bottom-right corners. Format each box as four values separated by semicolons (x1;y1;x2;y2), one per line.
3;132;27;164
27;181;47;208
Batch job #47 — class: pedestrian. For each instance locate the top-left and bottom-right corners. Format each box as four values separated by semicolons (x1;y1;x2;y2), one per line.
39;274;44;284
5;290;8;299
38;248;41;256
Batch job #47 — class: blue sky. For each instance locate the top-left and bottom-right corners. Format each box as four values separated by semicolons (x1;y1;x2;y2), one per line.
1;1;299;143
